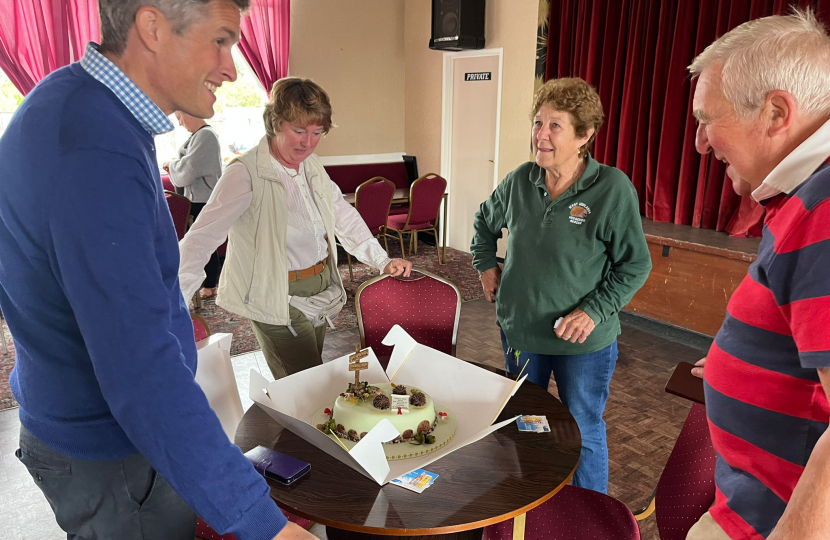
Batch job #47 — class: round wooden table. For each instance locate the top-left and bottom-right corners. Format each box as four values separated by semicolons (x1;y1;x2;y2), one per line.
234;365;581;539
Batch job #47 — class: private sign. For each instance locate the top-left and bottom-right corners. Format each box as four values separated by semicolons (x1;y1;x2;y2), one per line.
465;72;491;81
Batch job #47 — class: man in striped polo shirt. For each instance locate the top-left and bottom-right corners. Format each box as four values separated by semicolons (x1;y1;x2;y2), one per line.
686;9;830;540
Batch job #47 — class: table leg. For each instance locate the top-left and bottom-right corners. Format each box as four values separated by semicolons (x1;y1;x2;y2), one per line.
325;527;483;540
512;512;526;540
441;194;448;264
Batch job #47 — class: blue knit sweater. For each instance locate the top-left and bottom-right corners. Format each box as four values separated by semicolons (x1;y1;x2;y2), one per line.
0;63;286;540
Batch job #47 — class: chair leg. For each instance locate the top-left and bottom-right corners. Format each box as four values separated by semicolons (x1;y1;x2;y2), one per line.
413;231;418;255
432;228;442;264
347;253;354;281
397;231;406;259
192;291;202;310
382;229;389;254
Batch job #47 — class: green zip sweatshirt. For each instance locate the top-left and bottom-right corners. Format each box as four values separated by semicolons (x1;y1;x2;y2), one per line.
471;155;652;355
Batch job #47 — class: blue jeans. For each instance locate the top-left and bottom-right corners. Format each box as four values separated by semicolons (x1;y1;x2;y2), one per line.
501;329;618;493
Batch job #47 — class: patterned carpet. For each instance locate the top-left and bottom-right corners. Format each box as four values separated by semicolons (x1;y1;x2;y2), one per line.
0;242;482;411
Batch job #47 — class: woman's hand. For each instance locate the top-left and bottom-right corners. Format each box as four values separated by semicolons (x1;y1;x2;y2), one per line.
480;267;501;303
691;357;706;378
383;258;412;277
555;309;595;344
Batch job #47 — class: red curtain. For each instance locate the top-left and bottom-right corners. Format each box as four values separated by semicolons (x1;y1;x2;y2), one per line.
548;0;830;237
66;0;99;62
0;0;97;95
238;0;290;96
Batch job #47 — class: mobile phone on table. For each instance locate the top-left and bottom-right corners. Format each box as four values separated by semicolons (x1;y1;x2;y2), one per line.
244;445;311;486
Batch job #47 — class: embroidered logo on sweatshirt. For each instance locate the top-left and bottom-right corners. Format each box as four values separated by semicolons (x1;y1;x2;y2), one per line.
568;202;591;225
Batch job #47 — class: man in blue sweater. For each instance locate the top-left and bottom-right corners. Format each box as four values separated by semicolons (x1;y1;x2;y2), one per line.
0;1;316;539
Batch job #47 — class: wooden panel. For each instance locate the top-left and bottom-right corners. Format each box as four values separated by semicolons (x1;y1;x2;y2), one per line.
640;218;760;262
625;242;751;336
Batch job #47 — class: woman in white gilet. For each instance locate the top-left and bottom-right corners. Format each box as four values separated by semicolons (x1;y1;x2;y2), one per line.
179;77;411;379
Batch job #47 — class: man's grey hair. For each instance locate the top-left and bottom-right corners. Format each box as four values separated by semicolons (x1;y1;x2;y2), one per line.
99;0;250;55
689;8;830;119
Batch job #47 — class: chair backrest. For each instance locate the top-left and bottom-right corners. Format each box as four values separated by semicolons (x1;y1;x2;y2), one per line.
405;173;446;226
355;269;461;357
355;176;396;232
654;403;716;540
192;312;211;342
165;191;191;240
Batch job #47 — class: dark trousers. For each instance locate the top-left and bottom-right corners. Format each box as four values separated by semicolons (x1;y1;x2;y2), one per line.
190;202;221;288
16;426;196;540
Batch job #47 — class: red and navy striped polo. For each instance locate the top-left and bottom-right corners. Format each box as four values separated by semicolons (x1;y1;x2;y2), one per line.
705;156;830;539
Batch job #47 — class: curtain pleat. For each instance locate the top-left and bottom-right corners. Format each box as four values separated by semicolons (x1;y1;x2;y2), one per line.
547;0;830;237
238;0;290;96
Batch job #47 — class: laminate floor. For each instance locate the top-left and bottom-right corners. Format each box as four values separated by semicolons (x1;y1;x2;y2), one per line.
0;299;709;540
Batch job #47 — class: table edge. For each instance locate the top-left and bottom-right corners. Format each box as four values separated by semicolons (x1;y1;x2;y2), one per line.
274;468;575;535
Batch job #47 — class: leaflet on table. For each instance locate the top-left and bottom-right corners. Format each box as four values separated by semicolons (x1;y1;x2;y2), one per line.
250;325;526;485
390;468;438;493
516;415;551;433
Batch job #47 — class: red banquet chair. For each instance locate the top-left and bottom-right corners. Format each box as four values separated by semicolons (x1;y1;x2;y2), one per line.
192;312;210;342
482;485;641;540
340;176;396;281
633;402;716;539
355;268;461;358
195;511;312;540
385;173;446;263
483;402;715;540
164;190;191;240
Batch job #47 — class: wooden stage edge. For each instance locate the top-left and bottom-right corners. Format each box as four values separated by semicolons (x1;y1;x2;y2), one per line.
624;218;761;337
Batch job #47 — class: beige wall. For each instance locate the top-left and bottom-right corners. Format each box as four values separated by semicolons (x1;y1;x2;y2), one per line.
288;0;537;176
403;0;538;181
403;0;444;177
289;0;406;157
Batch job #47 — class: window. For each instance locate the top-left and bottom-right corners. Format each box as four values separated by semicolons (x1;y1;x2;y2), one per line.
0;71;24;139
156;47;267;169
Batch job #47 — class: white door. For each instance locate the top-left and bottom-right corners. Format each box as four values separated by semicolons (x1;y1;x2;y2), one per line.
445;52;501;253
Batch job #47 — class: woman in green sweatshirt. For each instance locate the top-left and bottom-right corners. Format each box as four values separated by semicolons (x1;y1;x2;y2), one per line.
470;78;652;494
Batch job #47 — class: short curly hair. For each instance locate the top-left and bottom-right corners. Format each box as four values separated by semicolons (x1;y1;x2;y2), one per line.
264;77;334;140
531;78;604;159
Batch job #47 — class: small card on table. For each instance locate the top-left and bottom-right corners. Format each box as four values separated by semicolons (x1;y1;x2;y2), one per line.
391;468;438;493
516;415;551;433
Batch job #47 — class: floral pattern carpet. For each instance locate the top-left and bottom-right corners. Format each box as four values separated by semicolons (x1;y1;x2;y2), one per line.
0;242;482;411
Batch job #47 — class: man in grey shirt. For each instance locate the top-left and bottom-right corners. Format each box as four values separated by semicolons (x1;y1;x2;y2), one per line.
167;111;223;298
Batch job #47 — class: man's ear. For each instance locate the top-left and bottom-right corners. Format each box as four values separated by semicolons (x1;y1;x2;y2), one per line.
134;6;169;53
766;90;796;137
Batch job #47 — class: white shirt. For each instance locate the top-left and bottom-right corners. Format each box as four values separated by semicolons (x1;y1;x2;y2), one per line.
751;118;830;202
179;156;393;301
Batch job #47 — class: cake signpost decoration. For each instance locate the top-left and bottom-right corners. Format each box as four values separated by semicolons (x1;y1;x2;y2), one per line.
349;345;369;386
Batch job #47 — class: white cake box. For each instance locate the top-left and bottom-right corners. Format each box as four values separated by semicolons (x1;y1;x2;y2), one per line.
249;325;526;485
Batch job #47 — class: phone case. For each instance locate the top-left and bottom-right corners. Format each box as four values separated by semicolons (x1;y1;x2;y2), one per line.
244;445;311;485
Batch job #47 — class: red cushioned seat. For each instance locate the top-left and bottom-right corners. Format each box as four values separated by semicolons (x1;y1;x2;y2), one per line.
387;213;433;230
337;177;396;280
482;485;640;540
164;191;191;241
384;173;446;263
355;269;461;358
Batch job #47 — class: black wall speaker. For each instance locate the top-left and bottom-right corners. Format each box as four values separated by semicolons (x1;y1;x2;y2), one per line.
429;0;486;51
